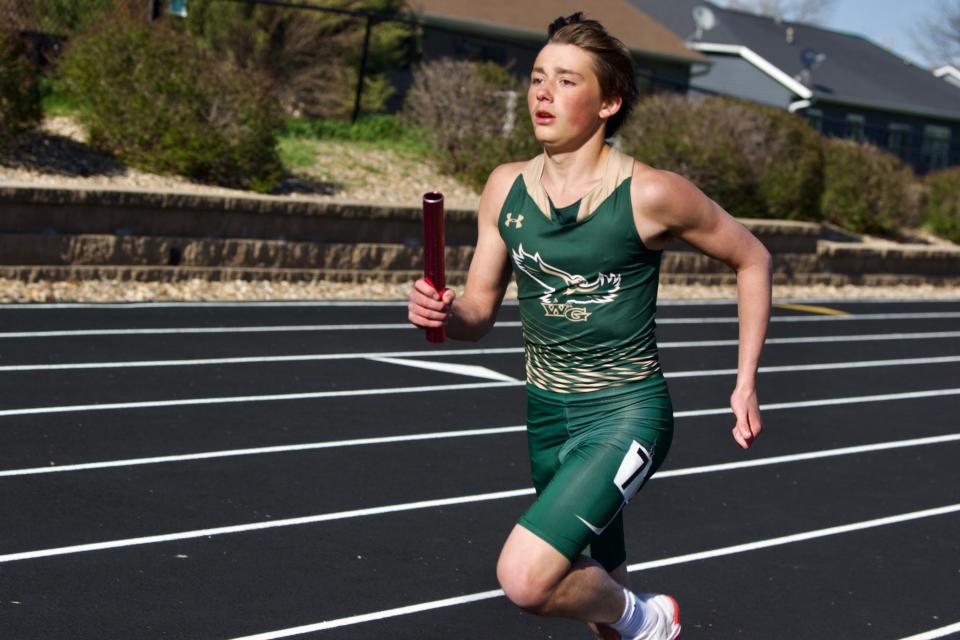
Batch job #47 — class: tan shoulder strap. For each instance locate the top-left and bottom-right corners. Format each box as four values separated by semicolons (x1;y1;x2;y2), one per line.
519;148;635;222
577;147;634;222
520;153;551;220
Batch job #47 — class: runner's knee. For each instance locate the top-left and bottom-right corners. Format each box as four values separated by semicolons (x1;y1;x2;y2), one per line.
496;551;556;612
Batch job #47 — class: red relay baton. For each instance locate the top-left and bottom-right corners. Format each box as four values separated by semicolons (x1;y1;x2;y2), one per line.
422;191;446;344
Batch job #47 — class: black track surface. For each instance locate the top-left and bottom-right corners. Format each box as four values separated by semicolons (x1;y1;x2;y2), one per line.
1;298;959;639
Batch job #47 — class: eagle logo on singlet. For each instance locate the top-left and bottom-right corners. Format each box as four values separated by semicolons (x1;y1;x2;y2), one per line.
511;244;621;322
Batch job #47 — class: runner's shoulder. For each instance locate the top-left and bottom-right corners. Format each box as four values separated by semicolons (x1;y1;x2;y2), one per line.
630;161;699;217
486;161;527;193
478;161;528;221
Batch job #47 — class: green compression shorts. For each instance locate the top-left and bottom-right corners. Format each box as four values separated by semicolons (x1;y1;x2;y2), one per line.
517;374;674;572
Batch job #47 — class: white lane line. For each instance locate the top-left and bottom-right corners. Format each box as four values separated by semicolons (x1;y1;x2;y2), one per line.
226;502;960;640
1;400;956;480
0;381;524;418
667;355;960;379
4;430;960;562
654;432;960;479
1;299;956;309
701;312;960;324
664;330;960;348
0;426;530;477
232;589;509;640
743;388;960;415
899;621;960;640
651;312;960;326
0;347;525;372
0;488;536;564
669;388;960;420
367;356;520;382
627;503;960;572
0;323;516;338
3;369;959;419
372;355;960;384
4;333;960;372
2;311;957;339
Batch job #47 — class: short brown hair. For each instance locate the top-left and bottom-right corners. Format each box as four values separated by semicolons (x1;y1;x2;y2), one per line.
547;13;638;137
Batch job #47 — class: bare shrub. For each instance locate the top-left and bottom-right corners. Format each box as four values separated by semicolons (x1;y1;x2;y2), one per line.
186;0;411;119
402;58;539;189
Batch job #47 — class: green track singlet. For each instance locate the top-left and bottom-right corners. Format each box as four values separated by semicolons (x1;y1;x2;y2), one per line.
499;148;662;394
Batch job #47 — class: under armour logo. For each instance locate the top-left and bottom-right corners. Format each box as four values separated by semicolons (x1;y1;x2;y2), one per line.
504;213;524;229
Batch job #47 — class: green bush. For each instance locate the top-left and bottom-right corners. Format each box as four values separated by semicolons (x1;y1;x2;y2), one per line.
0;28;42;142
58;15;284;192
31;0;116;36
620;94;762;218
620;95;824;221
923;167;960;244
735;101;824;221
402;58;540;191
820;138;914;236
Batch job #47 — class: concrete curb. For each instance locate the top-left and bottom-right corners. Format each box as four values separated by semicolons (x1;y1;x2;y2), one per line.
0;184;479;246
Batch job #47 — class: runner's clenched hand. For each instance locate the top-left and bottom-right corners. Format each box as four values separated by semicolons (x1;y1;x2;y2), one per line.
408;278;456;329
731;386;763;449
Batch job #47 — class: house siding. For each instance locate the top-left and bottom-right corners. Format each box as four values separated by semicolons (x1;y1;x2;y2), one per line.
680;54;959;175
688;54;795;108
386;26;693;111
802;103;960;175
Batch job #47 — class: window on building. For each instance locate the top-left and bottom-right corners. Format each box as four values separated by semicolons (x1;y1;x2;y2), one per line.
922;125;952;171
846;114;865;142
806;108;823;132
635;70;654;96
887;123;912;159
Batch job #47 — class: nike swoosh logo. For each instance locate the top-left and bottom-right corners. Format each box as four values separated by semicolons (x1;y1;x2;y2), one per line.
576;515;605;536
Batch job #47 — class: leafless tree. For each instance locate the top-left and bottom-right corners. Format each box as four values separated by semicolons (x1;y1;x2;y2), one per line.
719;0;837;24
910;0;960;66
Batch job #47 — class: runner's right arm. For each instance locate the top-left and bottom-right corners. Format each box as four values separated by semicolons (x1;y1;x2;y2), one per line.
408;163;521;341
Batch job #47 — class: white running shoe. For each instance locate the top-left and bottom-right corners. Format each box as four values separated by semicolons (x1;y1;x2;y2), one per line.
631;594;681;640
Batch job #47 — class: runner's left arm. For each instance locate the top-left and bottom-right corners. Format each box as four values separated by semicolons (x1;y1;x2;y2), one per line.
634;170;772;449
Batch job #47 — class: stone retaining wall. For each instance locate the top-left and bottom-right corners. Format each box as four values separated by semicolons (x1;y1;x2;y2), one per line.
1;185;957;285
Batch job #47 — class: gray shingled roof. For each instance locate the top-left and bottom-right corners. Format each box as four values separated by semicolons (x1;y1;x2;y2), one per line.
631;0;960;120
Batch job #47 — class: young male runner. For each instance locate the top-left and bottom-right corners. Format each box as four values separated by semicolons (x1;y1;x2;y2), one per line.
408;13;772;640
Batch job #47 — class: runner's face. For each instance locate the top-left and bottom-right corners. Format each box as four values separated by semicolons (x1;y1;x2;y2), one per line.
528;43;617;146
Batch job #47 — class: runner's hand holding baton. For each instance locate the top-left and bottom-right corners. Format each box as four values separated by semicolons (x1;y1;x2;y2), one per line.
420;191;448;343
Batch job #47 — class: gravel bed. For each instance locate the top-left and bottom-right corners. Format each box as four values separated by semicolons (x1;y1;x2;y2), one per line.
1;278;957;303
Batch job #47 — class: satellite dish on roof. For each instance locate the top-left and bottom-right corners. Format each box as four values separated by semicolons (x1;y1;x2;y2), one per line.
691;6;716;41
797;48;827;86
801;48;827;70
